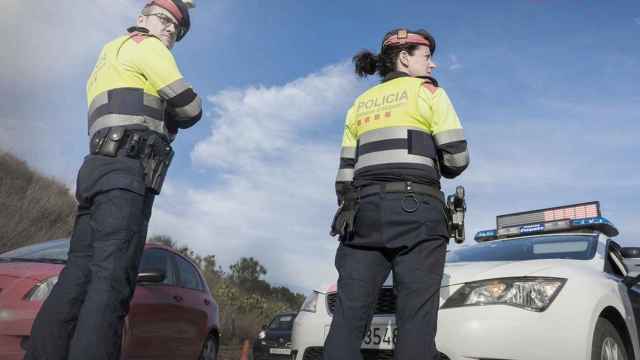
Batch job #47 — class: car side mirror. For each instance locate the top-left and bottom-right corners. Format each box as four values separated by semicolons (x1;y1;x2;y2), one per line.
621;247;640;258
622;247;640;277
137;269;166;283
623;274;640;288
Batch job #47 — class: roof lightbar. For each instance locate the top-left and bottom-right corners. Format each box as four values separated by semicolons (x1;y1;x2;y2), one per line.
474;202;619;242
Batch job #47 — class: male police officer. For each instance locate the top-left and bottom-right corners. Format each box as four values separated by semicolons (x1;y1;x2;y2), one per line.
326;29;469;359
25;1;201;359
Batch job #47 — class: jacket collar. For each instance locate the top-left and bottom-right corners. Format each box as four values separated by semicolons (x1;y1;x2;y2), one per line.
382;71;439;87
127;26;150;34
382;71;410;83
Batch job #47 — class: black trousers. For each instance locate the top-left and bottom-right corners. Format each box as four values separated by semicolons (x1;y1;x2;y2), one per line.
25;155;155;360
323;191;448;360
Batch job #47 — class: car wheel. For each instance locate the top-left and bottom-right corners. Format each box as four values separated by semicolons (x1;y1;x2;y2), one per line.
592;318;628;360
199;334;218;360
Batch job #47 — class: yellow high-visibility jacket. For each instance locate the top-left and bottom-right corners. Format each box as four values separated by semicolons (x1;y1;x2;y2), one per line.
335;72;469;199
86;30;202;140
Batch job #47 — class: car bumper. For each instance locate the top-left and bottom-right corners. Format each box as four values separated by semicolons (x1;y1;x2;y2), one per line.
253;343;293;360
291;310;330;360
0;334;29;360
437;304;590;360
292;303;591;360
0;307;36;360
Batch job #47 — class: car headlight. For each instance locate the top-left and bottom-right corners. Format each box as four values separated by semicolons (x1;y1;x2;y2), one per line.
25;276;59;301
441;277;566;312
258;330;266;340
300;291;319;313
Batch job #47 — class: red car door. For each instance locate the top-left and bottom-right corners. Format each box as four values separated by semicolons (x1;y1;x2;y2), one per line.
123;248;184;360
172;254;210;358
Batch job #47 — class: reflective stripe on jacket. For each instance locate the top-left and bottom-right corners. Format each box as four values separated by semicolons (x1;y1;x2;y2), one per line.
335;73;469;200
86;32;202;139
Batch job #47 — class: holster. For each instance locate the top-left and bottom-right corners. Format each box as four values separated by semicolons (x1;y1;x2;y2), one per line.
140;134;174;195
90;127;125;157
90;127;174;194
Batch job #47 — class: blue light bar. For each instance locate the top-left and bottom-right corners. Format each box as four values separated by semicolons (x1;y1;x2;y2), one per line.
571;217;619;237
474;230;498;242
474;216;619;241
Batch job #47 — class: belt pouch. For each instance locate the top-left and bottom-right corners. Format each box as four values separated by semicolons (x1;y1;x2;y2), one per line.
102;127;125;157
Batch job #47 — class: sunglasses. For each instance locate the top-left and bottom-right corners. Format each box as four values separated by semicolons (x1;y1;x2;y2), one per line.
146;12;180;30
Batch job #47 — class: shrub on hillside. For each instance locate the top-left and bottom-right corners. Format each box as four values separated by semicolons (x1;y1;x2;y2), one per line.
0;152;76;253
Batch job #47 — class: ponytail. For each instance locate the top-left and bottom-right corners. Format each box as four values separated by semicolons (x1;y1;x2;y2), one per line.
352;44;421;79
352;50;379;78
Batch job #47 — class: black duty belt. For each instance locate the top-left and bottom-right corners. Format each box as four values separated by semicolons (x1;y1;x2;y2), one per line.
90;127;174;195
358;182;445;204
90;127;170;159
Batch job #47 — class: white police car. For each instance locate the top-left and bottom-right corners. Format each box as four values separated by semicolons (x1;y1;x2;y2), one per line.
291;202;640;360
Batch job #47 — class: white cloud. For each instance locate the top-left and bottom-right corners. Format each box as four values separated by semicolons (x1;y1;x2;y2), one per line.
448;54;463;71
0;1;140;182
150;62;368;292
0;0;137;84
0;118;19;151
192;62;365;170
152;62;640;292
451;101;640;249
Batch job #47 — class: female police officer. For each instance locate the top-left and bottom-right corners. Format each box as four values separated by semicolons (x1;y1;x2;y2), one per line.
326;28;469;360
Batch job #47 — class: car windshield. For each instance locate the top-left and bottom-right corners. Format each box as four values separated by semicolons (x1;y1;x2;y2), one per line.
447;234;598;263
268;314;295;331
0;239;70;261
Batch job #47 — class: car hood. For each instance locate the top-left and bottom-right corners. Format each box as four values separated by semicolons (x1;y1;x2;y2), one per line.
441;259;574;287
318;259;582;293
0;261;63;281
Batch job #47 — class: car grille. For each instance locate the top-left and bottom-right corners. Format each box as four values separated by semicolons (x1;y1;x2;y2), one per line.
302;347;449;360
264;339;291;348
327;287;396;315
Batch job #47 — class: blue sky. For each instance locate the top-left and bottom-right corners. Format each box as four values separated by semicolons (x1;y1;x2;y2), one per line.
1;0;639;293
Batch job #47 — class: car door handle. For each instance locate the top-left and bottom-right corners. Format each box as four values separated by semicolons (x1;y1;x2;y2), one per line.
204;298;211;306
173;295;183;303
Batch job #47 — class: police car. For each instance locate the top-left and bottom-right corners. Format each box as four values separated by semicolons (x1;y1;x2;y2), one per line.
291;202;640;360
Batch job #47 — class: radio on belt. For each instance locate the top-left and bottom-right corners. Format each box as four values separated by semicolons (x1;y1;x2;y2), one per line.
474;201;619;242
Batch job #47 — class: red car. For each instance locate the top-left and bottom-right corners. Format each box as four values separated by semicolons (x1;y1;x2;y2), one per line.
0;239;220;360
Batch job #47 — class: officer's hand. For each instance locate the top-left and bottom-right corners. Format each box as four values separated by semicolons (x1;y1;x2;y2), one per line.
164;109;179;136
330;201;357;238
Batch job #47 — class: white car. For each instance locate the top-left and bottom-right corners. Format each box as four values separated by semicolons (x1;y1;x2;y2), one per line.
292;202;640;360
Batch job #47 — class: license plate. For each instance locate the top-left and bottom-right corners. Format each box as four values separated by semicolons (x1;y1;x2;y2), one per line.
269;348;292;355
361;324;397;350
